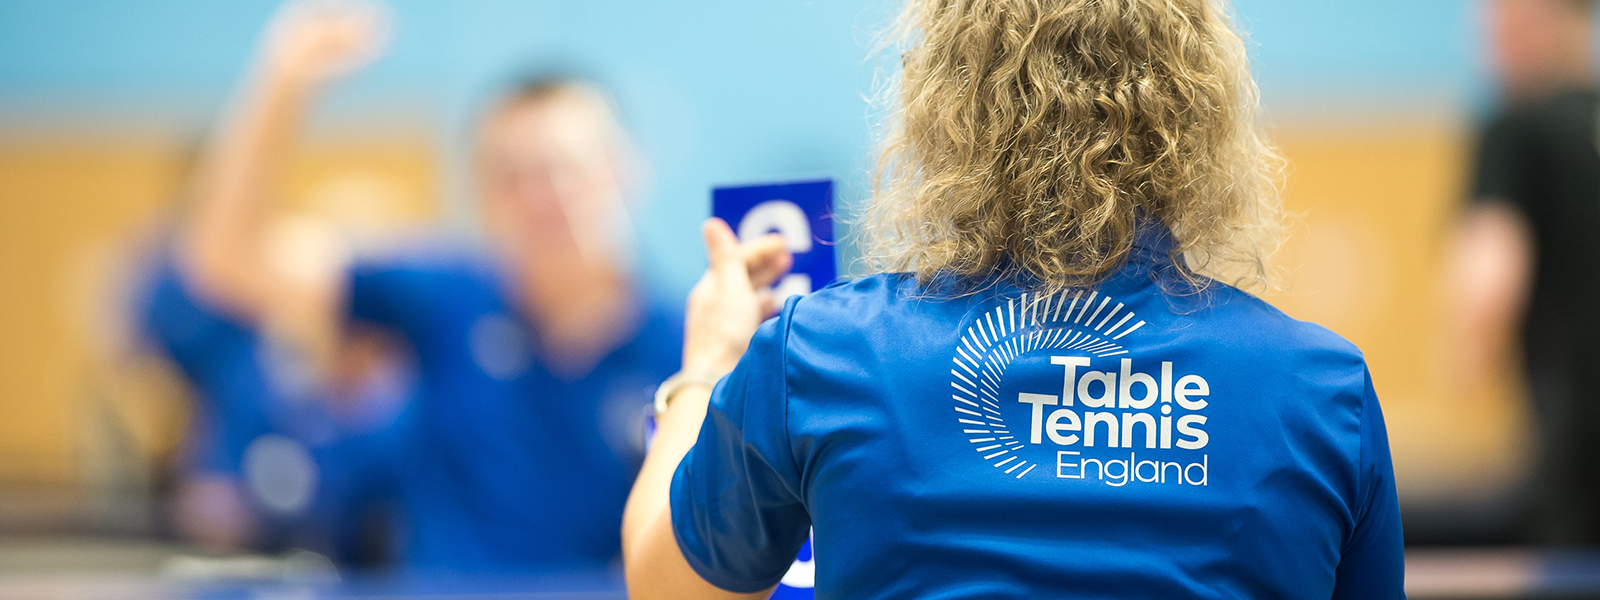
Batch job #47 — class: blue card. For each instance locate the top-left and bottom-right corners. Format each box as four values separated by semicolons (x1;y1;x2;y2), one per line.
712;179;835;302
769;534;815;599
711;179;829;598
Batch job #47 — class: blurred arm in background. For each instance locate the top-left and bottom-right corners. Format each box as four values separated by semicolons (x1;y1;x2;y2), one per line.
179;1;388;373
1447;202;1533;393
162;2;404;559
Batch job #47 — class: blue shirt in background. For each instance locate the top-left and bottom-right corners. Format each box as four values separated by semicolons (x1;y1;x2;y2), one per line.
140;262;404;560
671;229;1404;599
142;263;280;476
348;256;682;571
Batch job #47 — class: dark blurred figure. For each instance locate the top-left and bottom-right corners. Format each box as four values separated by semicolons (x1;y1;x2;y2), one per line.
178;0;680;571
1454;0;1600;544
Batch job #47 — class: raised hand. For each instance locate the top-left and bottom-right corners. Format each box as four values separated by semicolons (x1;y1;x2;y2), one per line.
260;0;391;88
179;1;392;376
681;218;793;377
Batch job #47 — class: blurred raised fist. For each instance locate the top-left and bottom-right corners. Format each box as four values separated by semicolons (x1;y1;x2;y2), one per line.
260;0;391;86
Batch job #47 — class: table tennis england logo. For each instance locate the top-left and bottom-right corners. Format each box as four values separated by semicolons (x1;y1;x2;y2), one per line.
949;291;1210;486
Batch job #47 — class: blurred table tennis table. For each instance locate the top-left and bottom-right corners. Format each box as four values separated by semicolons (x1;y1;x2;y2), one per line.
0;536;626;600
2;537;1600;599
1407;547;1600;599
0;569;628;600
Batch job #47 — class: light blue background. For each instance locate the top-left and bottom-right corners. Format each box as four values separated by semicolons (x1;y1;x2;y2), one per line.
0;0;1488;296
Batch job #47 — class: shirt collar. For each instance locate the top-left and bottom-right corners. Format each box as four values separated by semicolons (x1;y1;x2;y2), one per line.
1130;212;1177;262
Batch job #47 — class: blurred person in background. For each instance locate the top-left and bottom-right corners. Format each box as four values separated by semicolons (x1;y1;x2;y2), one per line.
1452;0;1600;544
179;0;681;571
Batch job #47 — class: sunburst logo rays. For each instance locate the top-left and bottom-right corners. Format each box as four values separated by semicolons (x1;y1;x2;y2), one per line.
950;290;1147;479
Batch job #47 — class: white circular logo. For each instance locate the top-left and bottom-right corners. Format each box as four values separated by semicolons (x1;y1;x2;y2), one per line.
949;290;1146;479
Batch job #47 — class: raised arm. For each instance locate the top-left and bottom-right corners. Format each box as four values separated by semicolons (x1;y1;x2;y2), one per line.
622;219;790;600
1446;202;1534;394
179;1;388;360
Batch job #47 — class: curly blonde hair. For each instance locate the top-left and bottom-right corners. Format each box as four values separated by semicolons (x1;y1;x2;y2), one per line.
861;0;1284;293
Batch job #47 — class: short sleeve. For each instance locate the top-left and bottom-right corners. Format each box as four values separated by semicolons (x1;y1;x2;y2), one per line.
1471;112;1530;209
1331;369;1406;600
670;297;811;593
142;268;239;370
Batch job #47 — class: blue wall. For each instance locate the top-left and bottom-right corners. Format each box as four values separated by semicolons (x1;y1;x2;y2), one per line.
0;0;1486;294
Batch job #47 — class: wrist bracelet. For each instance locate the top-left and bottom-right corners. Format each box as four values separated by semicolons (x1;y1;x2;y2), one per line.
654;370;723;416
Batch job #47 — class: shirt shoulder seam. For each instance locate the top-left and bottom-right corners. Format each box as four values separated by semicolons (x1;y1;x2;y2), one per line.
780;295;802;498
1345;369;1374;553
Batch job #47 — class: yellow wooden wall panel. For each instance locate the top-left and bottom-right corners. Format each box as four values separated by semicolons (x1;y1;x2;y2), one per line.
0;137;438;488
1266;124;1531;507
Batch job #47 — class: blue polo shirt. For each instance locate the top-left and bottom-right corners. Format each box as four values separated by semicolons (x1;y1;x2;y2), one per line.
348;255;682;570
671;229;1404;598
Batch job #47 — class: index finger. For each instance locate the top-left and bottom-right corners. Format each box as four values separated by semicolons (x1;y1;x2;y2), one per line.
702;218;750;287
